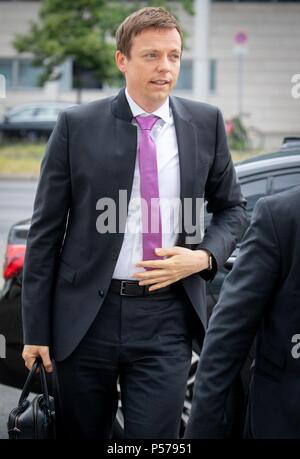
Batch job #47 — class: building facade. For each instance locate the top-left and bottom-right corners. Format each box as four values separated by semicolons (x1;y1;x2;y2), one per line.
0;0;299;148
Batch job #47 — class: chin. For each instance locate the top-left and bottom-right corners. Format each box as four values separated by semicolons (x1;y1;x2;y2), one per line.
152;94;168;106
153;88;170;98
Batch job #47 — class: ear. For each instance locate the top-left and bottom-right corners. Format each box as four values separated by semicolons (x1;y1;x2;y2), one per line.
115;50;127;74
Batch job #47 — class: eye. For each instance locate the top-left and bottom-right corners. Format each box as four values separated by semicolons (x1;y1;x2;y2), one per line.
145;53;157;59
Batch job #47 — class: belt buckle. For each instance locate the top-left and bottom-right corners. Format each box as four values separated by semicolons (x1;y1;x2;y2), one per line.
120;280;139;296
120;280;127;296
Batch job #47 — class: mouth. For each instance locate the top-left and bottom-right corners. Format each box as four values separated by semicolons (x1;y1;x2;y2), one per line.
149;79;171;87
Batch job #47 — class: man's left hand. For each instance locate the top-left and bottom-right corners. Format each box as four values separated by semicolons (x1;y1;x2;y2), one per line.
133;247;210;292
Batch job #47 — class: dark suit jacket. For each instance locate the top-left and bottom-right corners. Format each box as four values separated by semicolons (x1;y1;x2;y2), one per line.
22;89;247;361
185;186;300;439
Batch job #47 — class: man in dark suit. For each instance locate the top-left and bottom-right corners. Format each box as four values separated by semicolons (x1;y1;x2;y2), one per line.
22;7;247;438
185;186;300;439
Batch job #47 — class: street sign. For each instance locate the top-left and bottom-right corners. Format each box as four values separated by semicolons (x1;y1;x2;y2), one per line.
233;31;248;56
234;31;248;45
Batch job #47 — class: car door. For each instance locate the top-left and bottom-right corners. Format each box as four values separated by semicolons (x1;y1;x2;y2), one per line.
206;173;270;310
269;168;300;195
208;165;300;309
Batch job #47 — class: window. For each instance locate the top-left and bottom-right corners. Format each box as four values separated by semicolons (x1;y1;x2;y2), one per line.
0;58;70;90
9;106;37;122
34;107;60;121
203;176;268;227
72;62;103;89
272;171;300;194
241;177;268;216
0;59;43;89
176;60;193;90
176;58;216;93
0;59;13;89
18;60;43;88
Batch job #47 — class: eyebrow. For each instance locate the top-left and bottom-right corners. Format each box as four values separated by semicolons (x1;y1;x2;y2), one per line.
140;48;181;54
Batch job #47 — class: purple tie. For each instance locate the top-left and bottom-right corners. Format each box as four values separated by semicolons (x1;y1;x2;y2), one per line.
135;115;162;262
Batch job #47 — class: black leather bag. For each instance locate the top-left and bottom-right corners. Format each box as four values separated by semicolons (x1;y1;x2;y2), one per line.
7;358;56;439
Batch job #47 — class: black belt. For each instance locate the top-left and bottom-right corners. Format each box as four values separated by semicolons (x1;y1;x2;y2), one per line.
109;279;177;297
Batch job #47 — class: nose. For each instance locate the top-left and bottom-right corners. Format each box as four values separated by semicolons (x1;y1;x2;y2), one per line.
157;55;172;72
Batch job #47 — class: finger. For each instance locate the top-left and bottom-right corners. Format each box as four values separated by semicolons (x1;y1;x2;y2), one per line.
136;259;168;269
155;247;181;257
133;269;169;280
24;357;36;371
139;275;172;286
148;279;174;292
40;352;53;373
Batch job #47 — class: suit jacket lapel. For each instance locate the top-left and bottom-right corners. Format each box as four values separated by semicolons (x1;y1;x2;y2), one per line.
170;97;198;244
111;89;137;232
111;91;199;242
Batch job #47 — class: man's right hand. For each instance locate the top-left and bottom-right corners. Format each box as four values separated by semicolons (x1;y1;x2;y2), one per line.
22;345;53;373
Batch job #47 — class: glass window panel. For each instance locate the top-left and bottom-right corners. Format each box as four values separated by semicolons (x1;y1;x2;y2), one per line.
241;178;268;215
176;60;193;90
34;107;60;121
0;59;13;89
9;106;37;121
18;60;43;88
273;172;300;193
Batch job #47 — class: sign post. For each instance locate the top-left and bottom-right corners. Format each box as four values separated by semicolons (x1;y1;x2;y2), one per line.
233;31;248;117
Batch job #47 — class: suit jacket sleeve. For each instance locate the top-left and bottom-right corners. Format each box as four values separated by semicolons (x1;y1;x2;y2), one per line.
184;197;280;438
22;111;70;346
197;109;248;281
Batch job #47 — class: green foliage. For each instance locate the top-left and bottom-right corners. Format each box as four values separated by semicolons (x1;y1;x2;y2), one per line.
227;116;249;152
13;0;194;88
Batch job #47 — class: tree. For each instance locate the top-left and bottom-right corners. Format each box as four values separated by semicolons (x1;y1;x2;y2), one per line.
13;0;194;102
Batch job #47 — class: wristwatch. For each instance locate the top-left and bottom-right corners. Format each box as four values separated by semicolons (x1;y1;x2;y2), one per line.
205;250;213;270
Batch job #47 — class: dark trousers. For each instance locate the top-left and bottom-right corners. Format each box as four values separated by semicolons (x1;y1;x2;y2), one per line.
54;284;197;439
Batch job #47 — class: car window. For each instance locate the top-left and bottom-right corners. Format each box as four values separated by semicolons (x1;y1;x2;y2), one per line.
198;170;299;230
9;107;37;122
240;177;268;216
271;171;300;193
203;176;268;228
34;107;60;121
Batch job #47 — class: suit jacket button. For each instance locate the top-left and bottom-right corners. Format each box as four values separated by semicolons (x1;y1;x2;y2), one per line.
98;290;104;297
112;252;118;260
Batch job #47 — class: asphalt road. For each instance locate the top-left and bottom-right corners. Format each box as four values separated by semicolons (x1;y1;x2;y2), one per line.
0;178;38;439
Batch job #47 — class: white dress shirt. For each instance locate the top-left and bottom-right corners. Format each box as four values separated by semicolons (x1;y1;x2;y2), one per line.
112;88;181;280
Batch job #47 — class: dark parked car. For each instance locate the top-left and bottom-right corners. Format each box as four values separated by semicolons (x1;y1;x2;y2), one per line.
1;138;300;437
0;102;76;141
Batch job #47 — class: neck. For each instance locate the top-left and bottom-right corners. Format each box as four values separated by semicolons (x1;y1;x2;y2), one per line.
126;89;167;113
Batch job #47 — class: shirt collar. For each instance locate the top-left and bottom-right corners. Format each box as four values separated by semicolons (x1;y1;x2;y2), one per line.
125;87;172;125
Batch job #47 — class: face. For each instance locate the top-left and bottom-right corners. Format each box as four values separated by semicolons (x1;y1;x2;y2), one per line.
116;27;182;112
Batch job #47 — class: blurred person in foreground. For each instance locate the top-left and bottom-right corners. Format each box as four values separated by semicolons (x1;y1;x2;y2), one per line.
185;186;300;439
21;7;247;439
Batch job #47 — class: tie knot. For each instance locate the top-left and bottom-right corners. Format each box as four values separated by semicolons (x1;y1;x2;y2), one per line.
135;115;160;131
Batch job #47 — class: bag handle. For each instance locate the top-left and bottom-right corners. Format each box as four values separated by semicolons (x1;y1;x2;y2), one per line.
18;358;52;414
